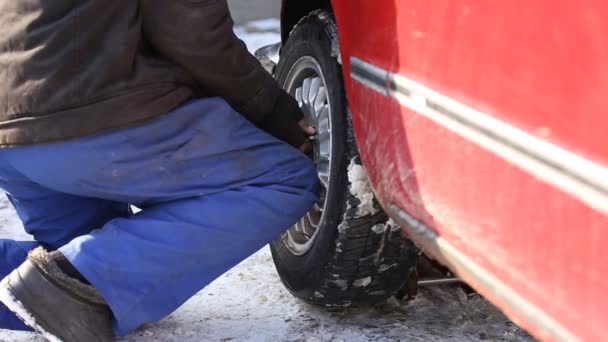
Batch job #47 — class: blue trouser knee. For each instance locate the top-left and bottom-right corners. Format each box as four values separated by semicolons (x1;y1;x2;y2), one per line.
0;98;319;335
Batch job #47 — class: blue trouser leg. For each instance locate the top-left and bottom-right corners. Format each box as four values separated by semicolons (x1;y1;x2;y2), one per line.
0;240;38;330
0;98;319;335
0;240;38;279
0;186;129;331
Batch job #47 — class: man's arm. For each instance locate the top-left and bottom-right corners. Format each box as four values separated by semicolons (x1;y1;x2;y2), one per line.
141;0;309;148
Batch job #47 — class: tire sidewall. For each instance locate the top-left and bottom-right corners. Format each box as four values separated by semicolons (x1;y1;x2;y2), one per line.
271;14;349;297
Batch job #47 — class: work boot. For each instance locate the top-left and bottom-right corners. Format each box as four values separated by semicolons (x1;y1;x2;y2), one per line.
0;247;115;342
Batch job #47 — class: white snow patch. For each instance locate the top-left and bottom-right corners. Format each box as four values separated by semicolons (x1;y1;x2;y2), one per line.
371;223;388;234
347;159;379;216
353;277;372;288
337;221;350;234
232;19;281;54
243;18;281;31
379;264;398;273
0;284;61;342
331;279;349;290
387;218;401;232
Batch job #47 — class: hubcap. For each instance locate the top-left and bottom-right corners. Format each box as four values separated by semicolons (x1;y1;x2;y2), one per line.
281;56;333;255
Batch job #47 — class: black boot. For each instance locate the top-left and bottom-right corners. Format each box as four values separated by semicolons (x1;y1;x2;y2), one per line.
0;247;115;342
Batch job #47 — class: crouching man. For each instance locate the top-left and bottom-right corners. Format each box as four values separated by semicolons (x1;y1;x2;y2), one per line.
0;1;318;341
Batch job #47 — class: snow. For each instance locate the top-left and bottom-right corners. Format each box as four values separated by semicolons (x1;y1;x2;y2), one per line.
371;224;388;234
347;158;380;217
233;18;281;54
0;19;533;342
353;277;372;288
371;219;401;235
242;18;281;32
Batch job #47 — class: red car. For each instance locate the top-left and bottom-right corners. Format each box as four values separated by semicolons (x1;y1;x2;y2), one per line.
256;1;608;341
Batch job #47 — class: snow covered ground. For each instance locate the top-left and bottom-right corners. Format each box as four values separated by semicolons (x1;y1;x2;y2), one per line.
0;19;533;342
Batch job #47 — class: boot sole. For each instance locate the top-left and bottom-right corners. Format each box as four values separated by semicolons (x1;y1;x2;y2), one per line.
0;261;63;342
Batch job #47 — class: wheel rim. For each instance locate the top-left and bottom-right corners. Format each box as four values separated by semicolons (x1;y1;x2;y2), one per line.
281;56;333;255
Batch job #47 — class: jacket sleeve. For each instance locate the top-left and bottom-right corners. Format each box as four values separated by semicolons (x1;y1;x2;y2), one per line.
140;0;282;124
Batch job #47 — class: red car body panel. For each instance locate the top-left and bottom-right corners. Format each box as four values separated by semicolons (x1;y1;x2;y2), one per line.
330;1;608;340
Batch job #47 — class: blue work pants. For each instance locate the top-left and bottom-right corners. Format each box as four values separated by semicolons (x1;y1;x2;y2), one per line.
0;98;318;335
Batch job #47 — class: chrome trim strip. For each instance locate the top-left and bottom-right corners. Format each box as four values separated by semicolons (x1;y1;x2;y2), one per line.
389;204;580;342
350;56;608;215
350;59;389;96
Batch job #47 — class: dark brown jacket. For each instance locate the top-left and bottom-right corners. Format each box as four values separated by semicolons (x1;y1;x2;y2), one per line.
0;0;296;147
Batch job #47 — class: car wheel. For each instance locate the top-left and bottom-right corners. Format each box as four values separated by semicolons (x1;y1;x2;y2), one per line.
270;10;418;307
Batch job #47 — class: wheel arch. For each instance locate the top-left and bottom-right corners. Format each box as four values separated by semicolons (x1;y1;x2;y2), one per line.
280;0;333;43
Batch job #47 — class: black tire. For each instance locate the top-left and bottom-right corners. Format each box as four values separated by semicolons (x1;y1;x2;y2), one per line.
270;10;418;307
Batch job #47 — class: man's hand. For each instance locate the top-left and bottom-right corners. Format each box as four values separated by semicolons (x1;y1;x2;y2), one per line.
298;119;316;154
259;90;316;153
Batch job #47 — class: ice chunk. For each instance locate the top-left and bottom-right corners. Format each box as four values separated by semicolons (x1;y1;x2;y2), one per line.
353;277;372;288
347;159;379;216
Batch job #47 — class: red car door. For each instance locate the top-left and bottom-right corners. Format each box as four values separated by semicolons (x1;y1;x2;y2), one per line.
332;1;608;340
